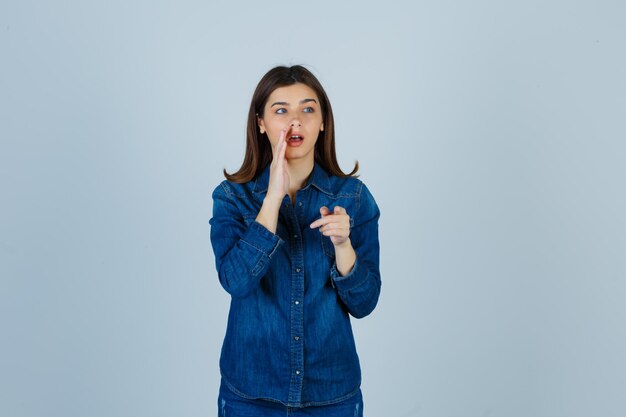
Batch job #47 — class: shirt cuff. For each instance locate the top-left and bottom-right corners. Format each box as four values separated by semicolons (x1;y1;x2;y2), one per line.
240;221;283;258
331;258;368;291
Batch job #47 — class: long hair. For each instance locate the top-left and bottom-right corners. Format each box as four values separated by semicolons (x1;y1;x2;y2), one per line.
224;65;358;182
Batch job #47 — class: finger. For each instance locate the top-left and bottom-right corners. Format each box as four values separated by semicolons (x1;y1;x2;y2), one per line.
321;222;350;232
310;206;330;229
322;227;350;237
272;133;285;166
310;215;350;229
279;129;288;161
272;129;286;160
310;216;333;229
280;125;291;153
310;218;326;229
333;206;348;215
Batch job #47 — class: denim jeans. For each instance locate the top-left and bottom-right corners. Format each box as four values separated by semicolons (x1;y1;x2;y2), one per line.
218;379;364;417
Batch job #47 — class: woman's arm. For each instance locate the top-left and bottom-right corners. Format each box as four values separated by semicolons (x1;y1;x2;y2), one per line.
209;130;290;298
210;185;283;298
255;129;289;233
310;183;382;318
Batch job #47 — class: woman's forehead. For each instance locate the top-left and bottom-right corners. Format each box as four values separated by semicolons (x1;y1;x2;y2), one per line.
268;83;319;103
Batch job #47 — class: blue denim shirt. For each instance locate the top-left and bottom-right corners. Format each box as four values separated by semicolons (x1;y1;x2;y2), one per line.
209;162;381;407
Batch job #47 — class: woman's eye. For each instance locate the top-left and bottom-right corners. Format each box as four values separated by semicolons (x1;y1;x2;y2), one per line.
303;107;315;113
275;108;287;114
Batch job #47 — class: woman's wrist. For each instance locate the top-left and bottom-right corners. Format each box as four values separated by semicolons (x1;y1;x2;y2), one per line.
334;238;356;276
264;191;285;206
255;196;282;234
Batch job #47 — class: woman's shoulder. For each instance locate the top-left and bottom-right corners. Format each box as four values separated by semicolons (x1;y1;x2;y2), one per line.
326;172;377;199
326;175;379;221
211;178;256;200
326;174;362;196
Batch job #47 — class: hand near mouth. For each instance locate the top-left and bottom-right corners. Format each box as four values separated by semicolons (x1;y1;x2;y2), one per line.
255;128;291;233
266;127;291;203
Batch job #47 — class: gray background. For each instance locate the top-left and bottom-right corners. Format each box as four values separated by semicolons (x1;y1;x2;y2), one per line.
1;1;625;416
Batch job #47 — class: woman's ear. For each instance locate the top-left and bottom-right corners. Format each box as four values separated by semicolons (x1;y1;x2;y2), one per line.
257;114;266;134
320;123;324;132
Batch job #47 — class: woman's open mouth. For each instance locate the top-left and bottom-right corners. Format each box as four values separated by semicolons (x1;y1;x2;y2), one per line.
287;134;304;146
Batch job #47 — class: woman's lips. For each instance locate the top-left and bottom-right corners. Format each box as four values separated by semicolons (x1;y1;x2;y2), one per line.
287;132;304;147
287;134;304;147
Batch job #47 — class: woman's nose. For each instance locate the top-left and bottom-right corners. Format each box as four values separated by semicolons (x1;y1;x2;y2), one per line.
290;119;302;128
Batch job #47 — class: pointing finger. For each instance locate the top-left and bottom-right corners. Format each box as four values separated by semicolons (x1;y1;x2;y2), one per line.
310;215;334;229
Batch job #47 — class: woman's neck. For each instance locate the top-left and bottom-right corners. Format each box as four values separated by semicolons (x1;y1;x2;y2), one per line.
286;158;314;202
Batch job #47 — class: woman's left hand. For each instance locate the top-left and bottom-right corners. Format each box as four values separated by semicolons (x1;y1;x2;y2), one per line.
310;206;351;247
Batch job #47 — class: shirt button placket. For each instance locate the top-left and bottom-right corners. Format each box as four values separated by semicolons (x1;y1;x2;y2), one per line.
287;206;305;404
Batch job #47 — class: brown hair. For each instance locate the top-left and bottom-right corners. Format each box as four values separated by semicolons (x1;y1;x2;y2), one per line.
224;65;358;182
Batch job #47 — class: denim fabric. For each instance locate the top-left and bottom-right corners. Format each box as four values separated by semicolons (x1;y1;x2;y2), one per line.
218;379;364;417
209;162;381;407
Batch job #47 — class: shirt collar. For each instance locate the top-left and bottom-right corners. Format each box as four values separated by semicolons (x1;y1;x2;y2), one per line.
253;162;332;195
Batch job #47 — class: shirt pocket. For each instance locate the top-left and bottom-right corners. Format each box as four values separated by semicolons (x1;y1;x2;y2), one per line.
320;233;335;259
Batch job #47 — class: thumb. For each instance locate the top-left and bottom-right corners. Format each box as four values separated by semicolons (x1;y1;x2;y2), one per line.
320;206;330;216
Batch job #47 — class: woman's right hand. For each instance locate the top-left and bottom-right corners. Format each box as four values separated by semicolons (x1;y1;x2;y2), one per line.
256;128;290;233
266;128;290;204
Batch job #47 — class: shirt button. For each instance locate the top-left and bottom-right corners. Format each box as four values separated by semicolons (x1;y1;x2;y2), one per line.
295;268;301;272
295;370;301;375
293;234;298;239
294;336;300;341
294;301;300;305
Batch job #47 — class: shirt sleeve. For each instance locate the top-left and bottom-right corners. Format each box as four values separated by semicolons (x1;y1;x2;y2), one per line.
209;182;284;298
330;182;381;319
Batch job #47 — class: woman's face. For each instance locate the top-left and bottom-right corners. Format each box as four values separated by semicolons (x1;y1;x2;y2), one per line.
258;83;324;163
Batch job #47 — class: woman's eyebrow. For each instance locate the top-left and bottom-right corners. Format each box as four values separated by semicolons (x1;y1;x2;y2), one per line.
270;98;318;107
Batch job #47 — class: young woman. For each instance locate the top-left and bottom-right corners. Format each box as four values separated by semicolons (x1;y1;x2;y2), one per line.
209;65;381;416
